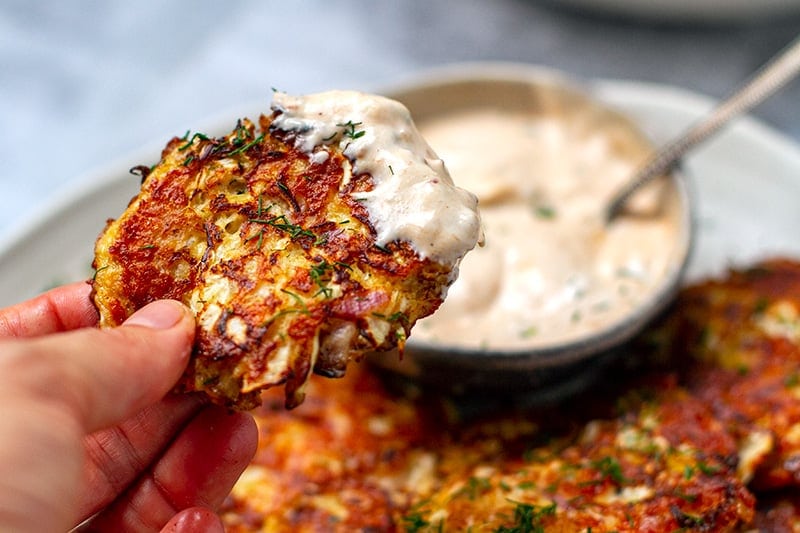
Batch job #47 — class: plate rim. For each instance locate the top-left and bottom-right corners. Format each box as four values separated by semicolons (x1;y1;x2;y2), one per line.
3;63;800;304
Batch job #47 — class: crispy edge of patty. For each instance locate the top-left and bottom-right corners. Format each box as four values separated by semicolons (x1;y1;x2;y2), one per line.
92;116;454;410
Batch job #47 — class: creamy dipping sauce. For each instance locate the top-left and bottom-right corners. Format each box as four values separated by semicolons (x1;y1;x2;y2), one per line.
271;91;482;268
412;106;685;350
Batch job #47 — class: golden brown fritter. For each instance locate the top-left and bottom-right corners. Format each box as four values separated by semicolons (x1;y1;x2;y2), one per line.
220;365;755;532
413;387;753;532
647;259;800;490
220;367;437;532
220;259;800;532
92;105;473;410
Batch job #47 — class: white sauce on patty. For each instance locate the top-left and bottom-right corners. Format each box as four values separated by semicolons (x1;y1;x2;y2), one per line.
270;90;483;267
411;107;684;350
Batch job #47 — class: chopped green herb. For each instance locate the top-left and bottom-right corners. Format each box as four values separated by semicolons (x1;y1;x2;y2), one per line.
229;133;264;156
276;181;291;197
670;506;707;529
402;510;430;532
753;296;770;314
337;120;366;140
372;311;409;325
232;119;251;146
178;132;210;151
246;228;266;250
389;311;408;323
534;205;556;219
92;265;110;281
279;289;310;315
249;213;315;241
591;456;627;484
310;260;334;299
457;476;492;500
696;461;722;476
495;500;556;533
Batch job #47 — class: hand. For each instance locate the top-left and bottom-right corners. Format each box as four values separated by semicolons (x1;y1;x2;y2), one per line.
0;282;258;532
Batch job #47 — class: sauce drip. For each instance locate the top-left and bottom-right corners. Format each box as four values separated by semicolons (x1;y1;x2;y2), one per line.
271;91;482;268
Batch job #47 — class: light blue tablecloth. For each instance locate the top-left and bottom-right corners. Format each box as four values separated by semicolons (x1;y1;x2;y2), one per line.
2;1;799;245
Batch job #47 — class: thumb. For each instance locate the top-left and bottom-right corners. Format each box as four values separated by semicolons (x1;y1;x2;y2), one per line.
5;300;196;433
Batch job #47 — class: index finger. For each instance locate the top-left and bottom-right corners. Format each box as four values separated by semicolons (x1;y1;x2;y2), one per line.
0;282;98;338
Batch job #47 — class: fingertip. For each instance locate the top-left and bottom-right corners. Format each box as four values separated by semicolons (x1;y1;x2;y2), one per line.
160;507;223;533
0;281;98;338
216;409;259;470
44;300;196;433
237;411;259;461
120;300;196;370
151;407;259;512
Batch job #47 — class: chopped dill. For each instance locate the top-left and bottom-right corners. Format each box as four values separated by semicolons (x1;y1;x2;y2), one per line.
229;133;264;156
92;265;109;281
337;120;365;140
279;289;310;315
178;132;210;151
534;205;556;219
495;500;556;533
309;259;334;299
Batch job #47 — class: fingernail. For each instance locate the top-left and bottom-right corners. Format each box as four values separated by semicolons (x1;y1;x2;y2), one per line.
124;300;186;330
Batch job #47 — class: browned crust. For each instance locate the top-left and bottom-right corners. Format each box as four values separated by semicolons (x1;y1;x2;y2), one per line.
646;259;800;490
92;115;452;410
221;259;800;531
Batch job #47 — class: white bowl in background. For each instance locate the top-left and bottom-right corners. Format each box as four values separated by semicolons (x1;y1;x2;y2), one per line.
554;0;800;23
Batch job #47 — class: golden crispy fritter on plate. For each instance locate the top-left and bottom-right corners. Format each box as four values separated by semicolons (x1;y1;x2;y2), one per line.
92;91;481;410
646;259;800;490
220;259;800;532
220;367;754;532
413;385;753;532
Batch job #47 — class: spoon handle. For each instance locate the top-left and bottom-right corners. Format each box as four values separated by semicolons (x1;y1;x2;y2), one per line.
607;34;800;221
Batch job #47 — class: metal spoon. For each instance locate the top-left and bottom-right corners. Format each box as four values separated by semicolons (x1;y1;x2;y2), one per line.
606;35;800;221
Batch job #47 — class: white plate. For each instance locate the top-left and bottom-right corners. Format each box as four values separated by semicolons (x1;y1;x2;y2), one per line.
1;76;800;308
556;0;800;22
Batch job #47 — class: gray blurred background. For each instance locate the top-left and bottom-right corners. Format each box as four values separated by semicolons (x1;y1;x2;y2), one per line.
2;1;799;244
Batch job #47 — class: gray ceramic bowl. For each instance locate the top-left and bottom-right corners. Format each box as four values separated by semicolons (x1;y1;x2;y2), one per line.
369;64;694;401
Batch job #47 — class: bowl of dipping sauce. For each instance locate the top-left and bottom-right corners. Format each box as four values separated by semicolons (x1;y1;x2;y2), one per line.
371;63;693;398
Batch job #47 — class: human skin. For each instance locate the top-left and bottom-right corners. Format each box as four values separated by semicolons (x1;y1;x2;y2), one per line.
0;282;258;532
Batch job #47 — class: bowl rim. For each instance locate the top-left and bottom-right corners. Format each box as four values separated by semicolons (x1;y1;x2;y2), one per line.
377;63;695;370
